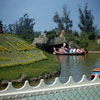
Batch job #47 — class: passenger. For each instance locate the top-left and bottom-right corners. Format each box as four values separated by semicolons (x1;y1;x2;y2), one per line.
73;47;76;53
76;48;81;53
67;46;71;52
61;43;68;53
81;48;85;52
69;48;73;53
59;48;65;54
53;47;56;54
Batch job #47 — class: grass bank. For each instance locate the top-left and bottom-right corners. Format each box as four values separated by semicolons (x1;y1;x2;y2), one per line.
0;51;60;80
0;34;60;81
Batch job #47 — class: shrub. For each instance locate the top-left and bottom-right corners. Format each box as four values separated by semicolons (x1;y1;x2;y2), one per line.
6;41;35;51
0;45;11;52
0;50;47;67
88;32;97;40
0;56;11;61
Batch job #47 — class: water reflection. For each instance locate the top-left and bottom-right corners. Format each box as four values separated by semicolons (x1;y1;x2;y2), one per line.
57;54;100;82
47;54;100;84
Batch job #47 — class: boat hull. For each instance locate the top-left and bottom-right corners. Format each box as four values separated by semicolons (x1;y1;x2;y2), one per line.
91;68;100;80
53;52;86;55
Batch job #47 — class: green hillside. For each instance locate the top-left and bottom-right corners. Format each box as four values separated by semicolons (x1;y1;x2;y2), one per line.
0;34;47;67
0;34;59;81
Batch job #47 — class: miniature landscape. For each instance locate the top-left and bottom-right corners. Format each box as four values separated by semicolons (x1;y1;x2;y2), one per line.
0;1;100;99
0;34;60;83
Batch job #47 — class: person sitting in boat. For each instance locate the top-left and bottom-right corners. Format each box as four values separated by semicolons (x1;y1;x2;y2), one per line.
81;48;85;52
69;48;73;53
59;48;67;54
61;43;68;52
53;47;60;54
53;47;56;54
81;48;87;54
73;47;76;53
76;48;81;53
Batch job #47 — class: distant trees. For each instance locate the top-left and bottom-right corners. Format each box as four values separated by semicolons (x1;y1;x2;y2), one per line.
53;5;73;34
78;4;97;33
3;24;8;33
0;20;3;33
78;4;98;40
15;13;35;36
45;30;57;40
2;3;99;48
3;13;36;42
2;13;44;43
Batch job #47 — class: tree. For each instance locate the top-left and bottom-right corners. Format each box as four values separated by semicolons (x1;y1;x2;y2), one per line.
15;13;35;36
78;4;97;33
46;30;57;40
0;20;2;24
53;5;73;34
7;13;35;40
8;24;16;33
3;24;8;33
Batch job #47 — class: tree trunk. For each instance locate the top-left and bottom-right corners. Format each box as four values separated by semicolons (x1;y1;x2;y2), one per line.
0;24;3;33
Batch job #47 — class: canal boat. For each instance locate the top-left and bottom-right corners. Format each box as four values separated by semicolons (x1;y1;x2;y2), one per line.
91;68;100;80
53;46;87;55
53;51;86;55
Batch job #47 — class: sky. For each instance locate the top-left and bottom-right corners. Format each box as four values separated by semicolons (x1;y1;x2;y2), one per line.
0;0;100;33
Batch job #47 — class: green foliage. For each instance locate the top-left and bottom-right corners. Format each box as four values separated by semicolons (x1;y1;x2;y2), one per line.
72;30;79;37
65;33;80;44
53;4;73;33
15;13;35;36
79;38;89;48
65;34;74;41
78;32;100;50
80;31;97;40
78;3;97;33
80;31;88;39
4;13;35;41
86;40;100;51
46;30;57;40
88;32;97;40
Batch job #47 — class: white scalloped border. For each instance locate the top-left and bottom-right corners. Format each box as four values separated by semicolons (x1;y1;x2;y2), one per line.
0;74;100;99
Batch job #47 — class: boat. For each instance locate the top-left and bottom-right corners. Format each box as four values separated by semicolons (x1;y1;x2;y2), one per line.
91;68;100;80
53;51;86;55
53;46;87;55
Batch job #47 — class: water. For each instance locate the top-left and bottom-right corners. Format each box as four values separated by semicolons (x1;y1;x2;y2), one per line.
4;54;100;100
49;54;100;83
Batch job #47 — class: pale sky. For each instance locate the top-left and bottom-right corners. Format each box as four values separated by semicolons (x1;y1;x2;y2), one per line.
0;0;100;32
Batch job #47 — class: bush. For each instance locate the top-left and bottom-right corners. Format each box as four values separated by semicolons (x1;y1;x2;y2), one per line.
0;45;11;52
88;32;97;40
0;57;11;61
79;36;89;48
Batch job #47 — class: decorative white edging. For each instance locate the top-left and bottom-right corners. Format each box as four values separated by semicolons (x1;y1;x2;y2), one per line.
0;74;100;100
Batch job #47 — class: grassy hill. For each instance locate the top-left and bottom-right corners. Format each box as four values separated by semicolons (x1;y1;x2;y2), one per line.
0;34;59;80
0;34;47;67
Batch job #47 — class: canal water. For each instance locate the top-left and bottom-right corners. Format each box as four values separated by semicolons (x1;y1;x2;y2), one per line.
12;53;100;100
49;53;100;84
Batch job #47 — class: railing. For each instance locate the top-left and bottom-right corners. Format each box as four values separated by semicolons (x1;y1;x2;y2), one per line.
0;74;100;100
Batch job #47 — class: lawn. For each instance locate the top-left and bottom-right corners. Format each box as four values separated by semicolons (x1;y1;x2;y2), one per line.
0;51;60;80
0;34;60;80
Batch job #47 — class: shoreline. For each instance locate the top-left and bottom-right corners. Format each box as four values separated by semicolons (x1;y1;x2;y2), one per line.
88;51;100;53
0;70;60;90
